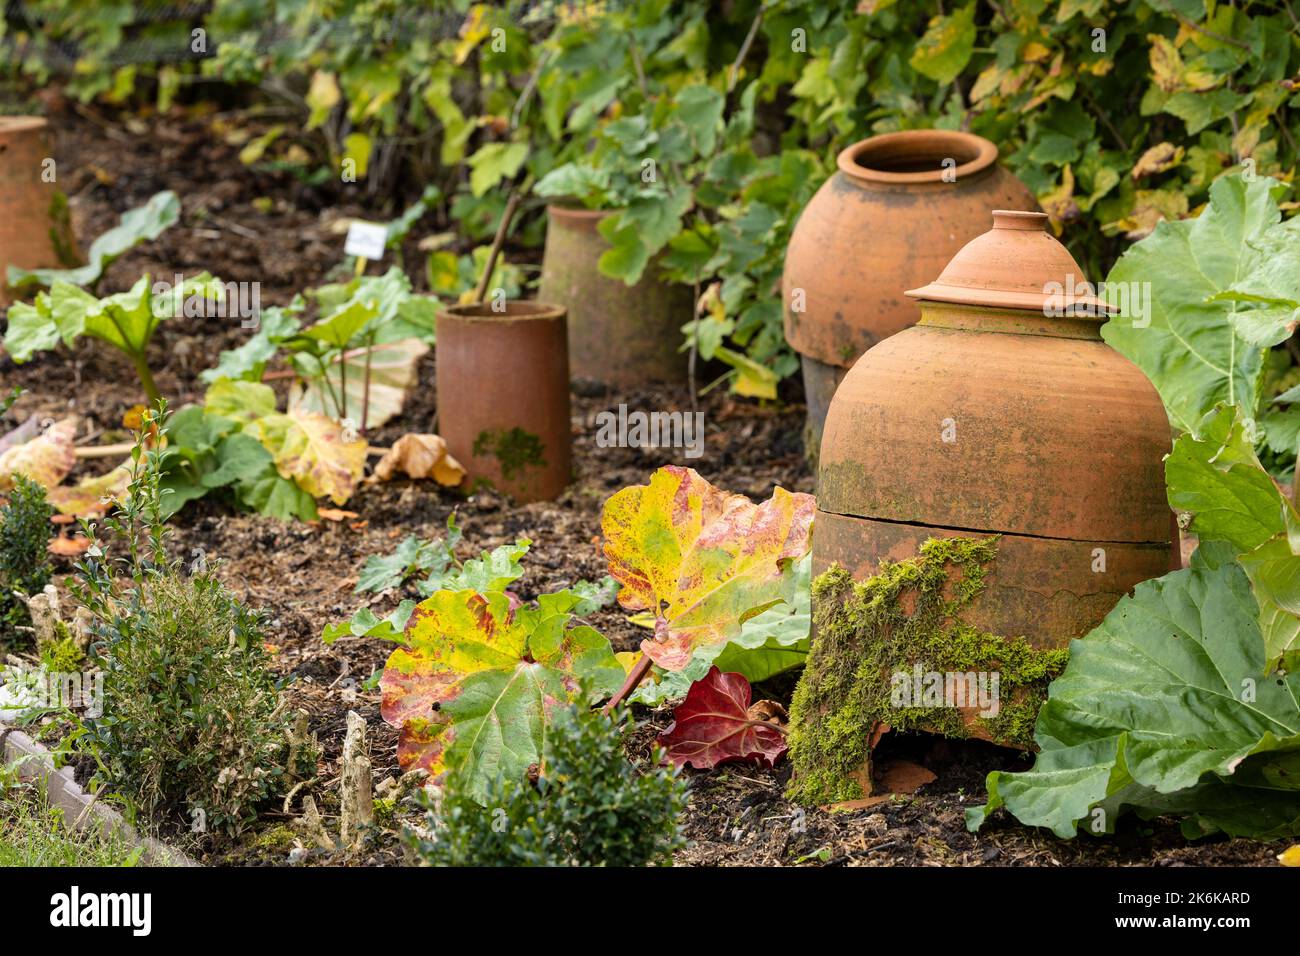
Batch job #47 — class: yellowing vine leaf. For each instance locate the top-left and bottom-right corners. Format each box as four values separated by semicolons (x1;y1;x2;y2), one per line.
250;409;366;504
0;419;76;491
601;466;815;671
379;589;623;802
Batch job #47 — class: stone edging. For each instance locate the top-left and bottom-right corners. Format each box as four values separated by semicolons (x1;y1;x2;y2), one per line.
1;724;200;867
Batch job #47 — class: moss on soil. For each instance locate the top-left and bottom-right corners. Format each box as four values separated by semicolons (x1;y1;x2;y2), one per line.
785;536;1068;807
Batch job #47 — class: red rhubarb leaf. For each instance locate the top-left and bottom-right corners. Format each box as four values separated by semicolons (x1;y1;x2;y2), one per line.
658;666;788;770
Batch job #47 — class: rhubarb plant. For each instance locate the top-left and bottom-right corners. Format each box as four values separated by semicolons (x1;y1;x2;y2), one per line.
4;273;224;404
203;267;437;431
6;190;179;294
601;465;815;702
378;588;624;802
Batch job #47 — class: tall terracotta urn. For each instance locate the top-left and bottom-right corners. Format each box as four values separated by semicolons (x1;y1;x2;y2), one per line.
815;210;1172;648
537;205;692;388
436;301;572;503
783;130;1036;456
0;116;80;306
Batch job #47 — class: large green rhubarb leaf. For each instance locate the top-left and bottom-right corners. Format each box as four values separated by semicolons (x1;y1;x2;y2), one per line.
967;552;1300;840
1166;404;1300;669
1101;175;1286;433
379;589;623;802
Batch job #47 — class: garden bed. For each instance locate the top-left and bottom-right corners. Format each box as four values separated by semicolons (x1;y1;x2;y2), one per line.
1;105;1288;867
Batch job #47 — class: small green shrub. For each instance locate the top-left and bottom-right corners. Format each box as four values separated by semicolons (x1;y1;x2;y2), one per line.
70;405;314;839
407;704;686;867
0;474;54;645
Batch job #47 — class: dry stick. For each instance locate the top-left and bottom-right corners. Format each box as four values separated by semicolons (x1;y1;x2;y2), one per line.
727;2;767;93
474;187;524;305
604;653;654;713
688;277;701;416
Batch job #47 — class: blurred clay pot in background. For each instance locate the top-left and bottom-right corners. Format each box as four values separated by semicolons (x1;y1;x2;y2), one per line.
436;301;572;503
537;205;692;389
0;116;80;306
783;130;1036;456
816;210;1173;650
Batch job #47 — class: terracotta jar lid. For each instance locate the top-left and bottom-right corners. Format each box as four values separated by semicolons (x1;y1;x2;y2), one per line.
905;210;1113;316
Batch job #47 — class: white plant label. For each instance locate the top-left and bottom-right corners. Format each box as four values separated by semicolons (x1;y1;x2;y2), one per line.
344;220;388;260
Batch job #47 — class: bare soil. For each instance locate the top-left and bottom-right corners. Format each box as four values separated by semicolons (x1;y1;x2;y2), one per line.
1;102;1288;867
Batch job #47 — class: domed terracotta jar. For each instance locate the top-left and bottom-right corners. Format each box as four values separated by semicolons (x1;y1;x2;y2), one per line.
0;116;80;306
537;205;692;388
783;130;1036;454
815;211;1173;648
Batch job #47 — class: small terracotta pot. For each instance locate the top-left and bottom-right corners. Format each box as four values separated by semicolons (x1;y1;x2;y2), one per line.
816;210;1173;649
537;205;692;388
0;116;80;306
783;130;1036;452
436;301;571;503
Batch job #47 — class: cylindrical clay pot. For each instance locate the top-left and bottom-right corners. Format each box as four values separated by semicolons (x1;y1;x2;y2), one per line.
783;130;1036;453
436;301;571;503
537;205;692;388
0;116;80;306
816;211;1173;649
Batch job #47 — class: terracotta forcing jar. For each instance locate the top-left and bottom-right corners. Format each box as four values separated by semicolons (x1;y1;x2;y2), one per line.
436;301;572;503
0;116;80;306
815;210;1173;648
783;130;1036;453
537;205;692;388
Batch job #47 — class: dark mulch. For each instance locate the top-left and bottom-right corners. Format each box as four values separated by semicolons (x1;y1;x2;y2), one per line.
0;102;1287;867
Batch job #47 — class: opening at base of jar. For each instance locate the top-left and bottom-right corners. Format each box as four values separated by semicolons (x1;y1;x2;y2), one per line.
838;130;998;185
441;300;566;321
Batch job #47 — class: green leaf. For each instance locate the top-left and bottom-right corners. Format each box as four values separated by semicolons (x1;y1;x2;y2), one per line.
909;4;976;85
1166;404;1300;669
204;379;278;423
200;302;304;383
236;461;319;522
468;141;528;198
323;601;416;645
674;84;725;156
420;539;530;596
1101;175;1284;433
356;527;460;595
7;191;180;291
968;558;1300;839
1;293;60;362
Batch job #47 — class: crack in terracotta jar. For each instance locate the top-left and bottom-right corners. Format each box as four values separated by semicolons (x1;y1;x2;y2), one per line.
0;116;81;307
782;130;1036;457
815;210;1175;650
435;301;572;503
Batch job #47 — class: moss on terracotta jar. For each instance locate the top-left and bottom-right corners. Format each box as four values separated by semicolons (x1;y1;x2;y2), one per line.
785;536;1068;807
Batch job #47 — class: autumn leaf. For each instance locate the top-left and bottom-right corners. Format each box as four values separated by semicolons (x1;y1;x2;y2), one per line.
379;588;623;801
1130;142;1185;180
0;419;77;492
370;433;465;486
601;466;815;671
657;667;788;770
46;459;132;516
250;408;367;504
